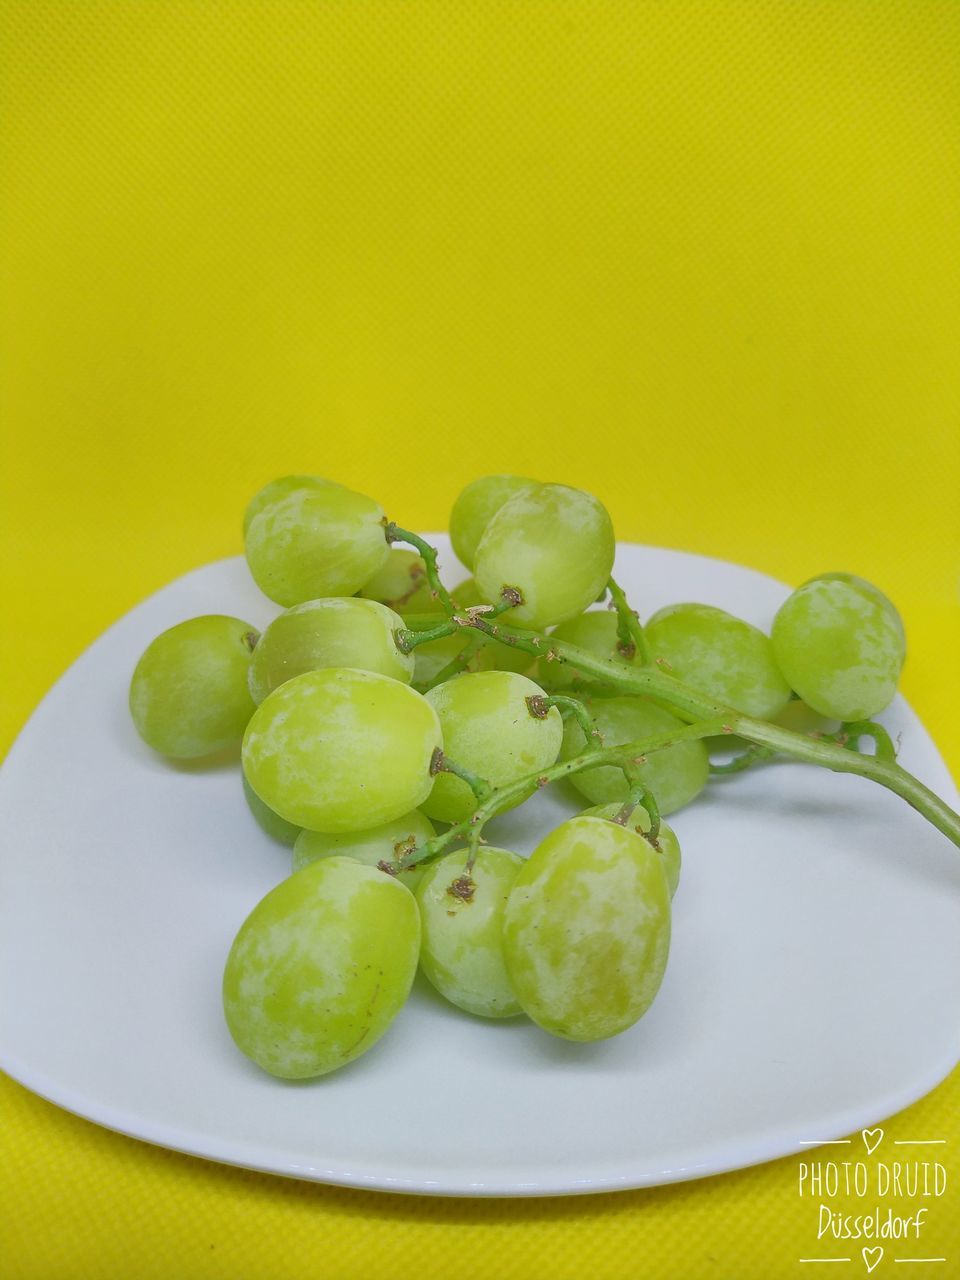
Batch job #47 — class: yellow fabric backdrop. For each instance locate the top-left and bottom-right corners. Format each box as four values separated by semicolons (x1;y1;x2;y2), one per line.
1;2;958;1276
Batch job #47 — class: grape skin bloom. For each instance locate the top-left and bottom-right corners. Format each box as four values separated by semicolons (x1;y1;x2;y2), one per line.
561;696;709;814
129;614;258;759
293;809;436;893
422;671;563;823
416;847;524;1018
473;483;616;630
772;573;906;720
645;603;791;720
242;668;442;832
449;474;537;571
248;597;414;703
581;802;681;898
503;817;671;1041
244;480;389;607
223;857;420;1078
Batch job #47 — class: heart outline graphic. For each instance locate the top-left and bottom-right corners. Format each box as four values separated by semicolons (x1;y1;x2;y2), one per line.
862;1127;884;1155
862;1245;883;1273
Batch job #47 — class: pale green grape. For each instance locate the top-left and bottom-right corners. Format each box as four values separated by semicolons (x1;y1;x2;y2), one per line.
129;615;258;758
771;573;906;720
422;671;563;823
502;816;671;1041
293;809;436;893
222;856;420;1078
537;610;632;690
416;847;524;1018
561;697;709;814
248;597;413;703
242;475;340;537
412;629;480;687
243;668;441;831
449;474;537;571
243;775;301;847
244;481;388;606
358;549;435;617
474;484;615;630
645;603;791;719
581;802;681;897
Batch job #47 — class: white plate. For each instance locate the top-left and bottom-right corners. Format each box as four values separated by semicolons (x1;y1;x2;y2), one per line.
1;542;959;1197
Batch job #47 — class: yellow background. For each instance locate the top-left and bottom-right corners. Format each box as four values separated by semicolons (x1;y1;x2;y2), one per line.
2;2;958;1276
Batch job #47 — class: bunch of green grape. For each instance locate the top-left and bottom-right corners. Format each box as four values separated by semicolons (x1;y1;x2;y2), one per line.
128;473;908;1079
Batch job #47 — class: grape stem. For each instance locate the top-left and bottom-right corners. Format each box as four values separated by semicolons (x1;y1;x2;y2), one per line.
398;719;729;872
607;576;652;665
619;767;661;844
429;748;493;805
528;693;602;747
383;523;456;617
384;531;960;853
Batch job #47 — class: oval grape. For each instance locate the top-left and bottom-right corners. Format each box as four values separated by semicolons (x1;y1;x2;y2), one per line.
422;671;563;823
248;597;413;703
449;474;537;571
581;802;681;897
129;615;258;758
222;857;420;1078
243;668;442;831
416;846;524;1018
474;483;615;630
502;817;671;1041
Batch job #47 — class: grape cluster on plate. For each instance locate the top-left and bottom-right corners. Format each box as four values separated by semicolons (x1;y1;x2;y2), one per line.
128;474;913;1080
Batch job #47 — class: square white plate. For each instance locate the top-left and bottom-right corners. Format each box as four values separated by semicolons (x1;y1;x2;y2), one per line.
1;540;958;1196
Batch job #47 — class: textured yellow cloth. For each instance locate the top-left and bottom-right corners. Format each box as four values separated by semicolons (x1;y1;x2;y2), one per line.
1;2;958;1276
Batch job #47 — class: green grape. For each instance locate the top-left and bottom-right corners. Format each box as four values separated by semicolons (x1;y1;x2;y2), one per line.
412;629;480;687
222;856;420;1078
243;775;301;847
537;610;632;690
645;603;791;720
242;475;340;537
771;573;906;720
449;578;532;676
422;671;563;823
416;847;524;1019
449;474;537;571
248;597;413;703
358;548;435;617
129;615;258;758
474;484;615;630
293;809;436;893
244;481;388;607
502;816;671;1041
243;668;442;832
561;697;709;814
581;802;681;897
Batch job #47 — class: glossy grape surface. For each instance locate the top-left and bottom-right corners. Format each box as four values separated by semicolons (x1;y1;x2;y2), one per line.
244;481;388;606
646;603;791;719
502;817;671;1041
248;597;413;703
561;697;709;813
223;857;420;1078
449;474;537;571
243;668;442;831
581;802;681;897
242;475;340;536
129;615;258;758
771;573;906;720
474;484;615;630
416;846;523;1018
422;671;563;823
293;809;436;893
